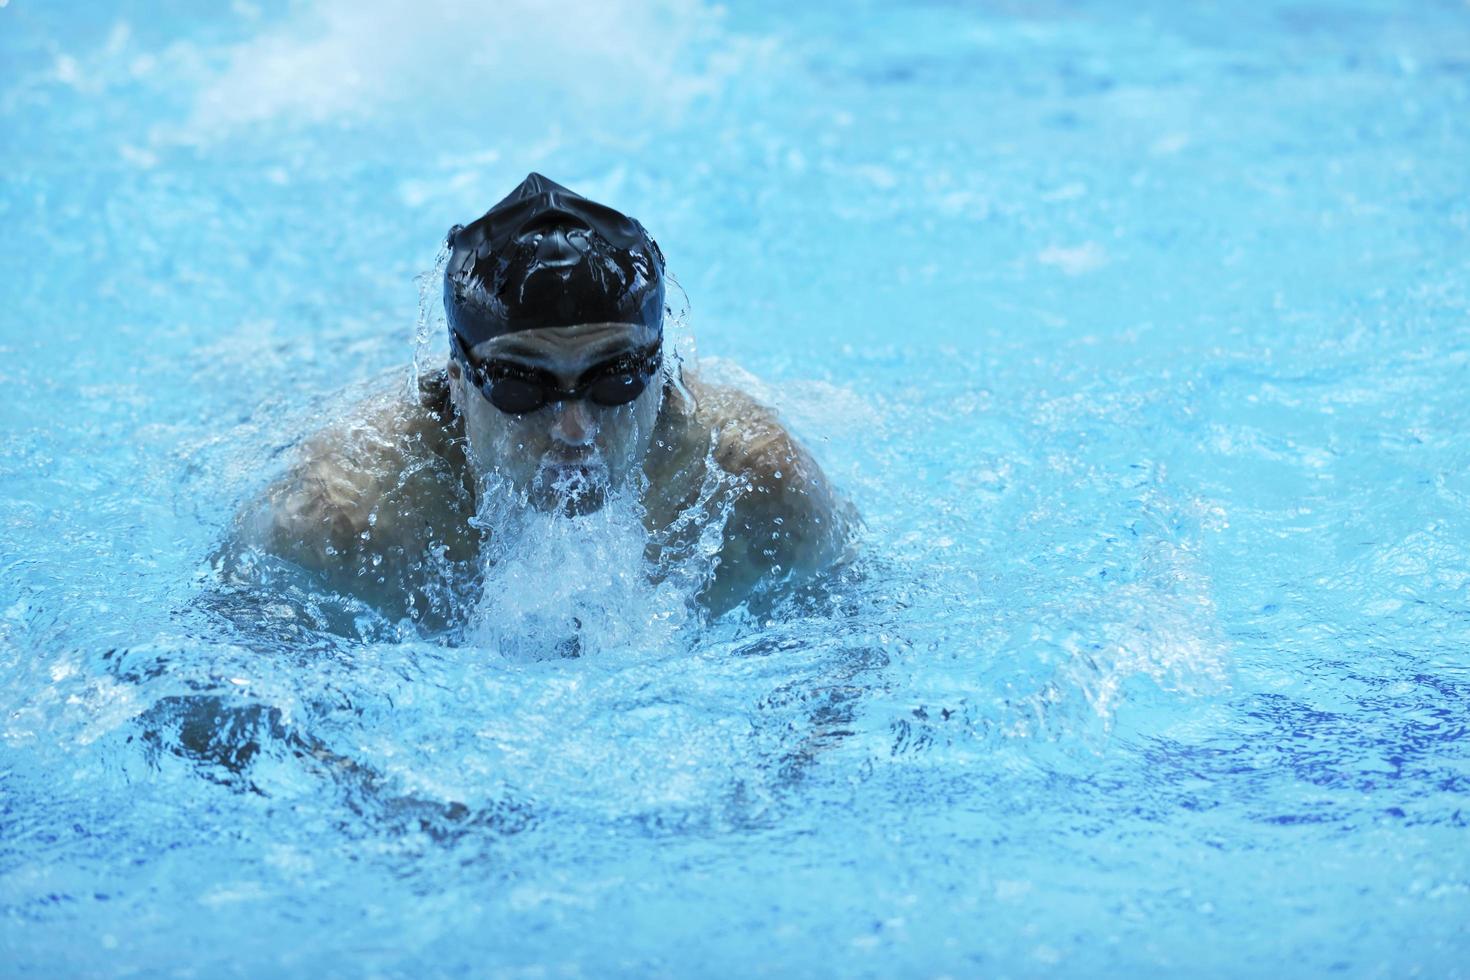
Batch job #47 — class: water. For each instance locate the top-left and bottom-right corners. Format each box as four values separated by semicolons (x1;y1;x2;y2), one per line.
3;0;1469;974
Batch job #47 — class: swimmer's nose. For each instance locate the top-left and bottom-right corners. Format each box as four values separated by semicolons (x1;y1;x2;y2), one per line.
550;399;597;447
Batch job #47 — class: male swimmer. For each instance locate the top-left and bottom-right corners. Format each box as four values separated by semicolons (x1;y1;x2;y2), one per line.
241;173;851;625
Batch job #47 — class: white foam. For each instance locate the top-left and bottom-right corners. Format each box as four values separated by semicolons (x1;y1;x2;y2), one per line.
465;478;696;660
1036;241;1109;276
173;0;744;140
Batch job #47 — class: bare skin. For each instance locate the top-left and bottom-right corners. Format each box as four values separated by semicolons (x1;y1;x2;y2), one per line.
238;325;853;625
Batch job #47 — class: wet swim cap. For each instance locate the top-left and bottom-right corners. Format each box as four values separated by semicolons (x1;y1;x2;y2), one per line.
444;173;665;352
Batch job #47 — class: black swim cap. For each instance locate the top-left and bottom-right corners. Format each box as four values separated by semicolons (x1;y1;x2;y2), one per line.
444;173;665;351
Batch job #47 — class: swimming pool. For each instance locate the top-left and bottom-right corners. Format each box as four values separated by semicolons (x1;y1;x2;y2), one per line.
3;0;1469;973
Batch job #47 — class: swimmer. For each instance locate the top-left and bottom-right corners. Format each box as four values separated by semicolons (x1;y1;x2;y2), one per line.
238;173;853;625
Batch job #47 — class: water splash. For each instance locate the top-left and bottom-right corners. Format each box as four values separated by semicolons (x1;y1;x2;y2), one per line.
409;244;451;399
464;475;690;660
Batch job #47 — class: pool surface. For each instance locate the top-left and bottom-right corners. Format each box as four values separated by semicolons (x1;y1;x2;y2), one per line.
3;0;1470;974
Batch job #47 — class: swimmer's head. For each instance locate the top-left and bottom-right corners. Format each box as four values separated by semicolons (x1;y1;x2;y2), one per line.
444;172;665;345
443;175;667;513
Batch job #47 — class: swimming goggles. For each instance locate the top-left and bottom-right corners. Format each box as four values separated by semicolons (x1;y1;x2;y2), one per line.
451;334;663;415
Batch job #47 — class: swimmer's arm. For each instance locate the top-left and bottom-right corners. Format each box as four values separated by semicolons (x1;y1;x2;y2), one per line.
702;417;851;616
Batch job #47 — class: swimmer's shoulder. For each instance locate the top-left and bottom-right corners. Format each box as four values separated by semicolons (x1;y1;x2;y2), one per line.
244;371;471;568
686;375;836;513
680;374;853;608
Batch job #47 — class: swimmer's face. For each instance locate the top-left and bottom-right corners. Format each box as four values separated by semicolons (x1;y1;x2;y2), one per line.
448;323;663;514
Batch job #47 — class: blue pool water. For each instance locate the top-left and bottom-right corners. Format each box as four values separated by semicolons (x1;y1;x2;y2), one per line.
4;0;1470;974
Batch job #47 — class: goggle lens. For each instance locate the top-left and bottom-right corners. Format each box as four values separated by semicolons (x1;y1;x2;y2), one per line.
487;377;549;414
586;372;649;407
